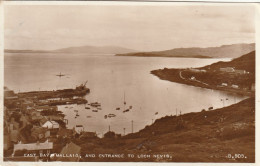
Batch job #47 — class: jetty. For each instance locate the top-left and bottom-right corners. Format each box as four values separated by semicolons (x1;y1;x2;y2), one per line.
17;82;90;100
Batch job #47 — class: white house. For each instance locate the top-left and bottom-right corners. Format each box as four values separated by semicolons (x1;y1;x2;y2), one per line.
13;140;53;154
231;84;239;89
219;67;235;72
42;121;59;129
190;76;196;80
74;125;84;134
221;83;228;86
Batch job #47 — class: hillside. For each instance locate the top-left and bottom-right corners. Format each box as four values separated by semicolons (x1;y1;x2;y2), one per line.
53;45;136;54
5;45;136;55
117;43;255;59
151;51;255;96
4;49;49;53
200;51;255;74
74;97;255;162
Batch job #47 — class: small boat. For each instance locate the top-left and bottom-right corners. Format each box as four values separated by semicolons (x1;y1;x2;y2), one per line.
155;112;158;115
129;106;133;109
108;113;116;118
208;107;213;110
77;100;88;105
74;110;78;112
86;116;92;118
85;107;90;109
116;107;120;110
90;102;101;107
123;109;129;113
76;113;79;116
97;107;102;110
92;110;98;112
104;115;107;119
65;106;68;108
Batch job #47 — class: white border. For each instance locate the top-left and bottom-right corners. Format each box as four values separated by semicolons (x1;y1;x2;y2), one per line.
0;1;259;166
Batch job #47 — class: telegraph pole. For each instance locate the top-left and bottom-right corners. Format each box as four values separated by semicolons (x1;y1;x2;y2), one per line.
131;120;133;133
109;125;110;132
123;128;125;136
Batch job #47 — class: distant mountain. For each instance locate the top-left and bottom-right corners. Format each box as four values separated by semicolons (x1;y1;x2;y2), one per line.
53;45;136;54
4;49;49;53
5;45;137;54
117;43;255;59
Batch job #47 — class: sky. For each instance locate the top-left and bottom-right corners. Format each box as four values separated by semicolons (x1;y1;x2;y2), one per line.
4;4;255;51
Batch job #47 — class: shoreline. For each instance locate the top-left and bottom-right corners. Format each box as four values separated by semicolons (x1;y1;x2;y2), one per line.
151;68;254;97
75;97;255;162
115;54;212;59
4;83;255;162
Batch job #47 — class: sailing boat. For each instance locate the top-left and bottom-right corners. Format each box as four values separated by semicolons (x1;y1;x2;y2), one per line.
56;72;65;77
123;91;131;113
124;91;127;105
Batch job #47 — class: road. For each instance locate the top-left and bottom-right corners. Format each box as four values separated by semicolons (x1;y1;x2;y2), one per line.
179;70;209;86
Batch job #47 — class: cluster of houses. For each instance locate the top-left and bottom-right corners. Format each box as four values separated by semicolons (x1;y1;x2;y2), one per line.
219;67;249;75
187;67;254;92
3;87;97;162
188;67;249;75
218;67;254;91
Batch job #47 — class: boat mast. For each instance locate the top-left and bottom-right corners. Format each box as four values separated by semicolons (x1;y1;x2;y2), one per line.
124;91;126;105
124;91;126;111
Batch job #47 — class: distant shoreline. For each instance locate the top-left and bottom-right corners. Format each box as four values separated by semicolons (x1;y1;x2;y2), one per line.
116;54;212;59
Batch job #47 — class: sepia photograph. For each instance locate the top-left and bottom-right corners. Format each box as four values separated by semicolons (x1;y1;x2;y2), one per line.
2;2;258;163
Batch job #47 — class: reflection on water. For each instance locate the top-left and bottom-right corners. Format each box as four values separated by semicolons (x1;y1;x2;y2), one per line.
4;53;247;135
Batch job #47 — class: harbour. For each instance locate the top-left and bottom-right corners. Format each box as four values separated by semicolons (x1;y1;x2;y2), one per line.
4;53;247;135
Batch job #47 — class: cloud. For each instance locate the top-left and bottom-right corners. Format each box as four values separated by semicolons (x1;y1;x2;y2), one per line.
4;4;255;51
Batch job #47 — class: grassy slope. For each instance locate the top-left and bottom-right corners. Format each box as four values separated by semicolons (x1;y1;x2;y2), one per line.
151;51;255;96
73;51;255;162
74;98;255;162
200;51;255;74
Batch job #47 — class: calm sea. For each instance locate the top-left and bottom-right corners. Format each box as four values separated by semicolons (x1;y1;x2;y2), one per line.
4;53;247;136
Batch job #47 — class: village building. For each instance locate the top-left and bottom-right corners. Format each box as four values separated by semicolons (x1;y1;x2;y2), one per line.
13;140;53;157
42;120;59;129
31;126;51;140
234;69;246;74
231;84;239;89
190;76;196;80
219;67;247;75
221;83;228;86
20;115;29;128
35;106;58;112
189;68;207;73
219;67;235;72
39;118;49;126
74;125;84;134
31;110;43;121
57;128;74;138
4;88;18;100
79;131;97;139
